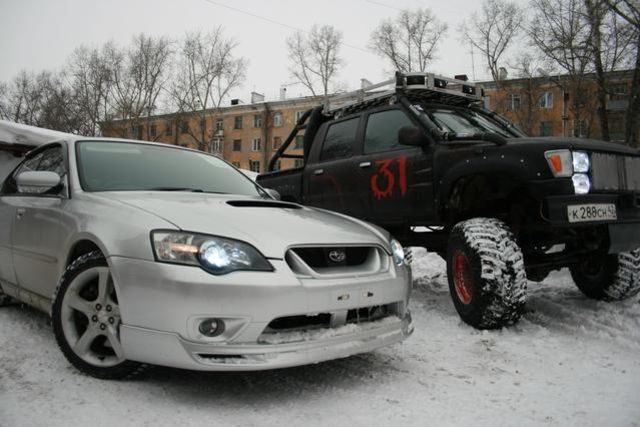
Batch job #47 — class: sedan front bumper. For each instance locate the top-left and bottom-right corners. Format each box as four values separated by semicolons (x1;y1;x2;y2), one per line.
108;256;413;371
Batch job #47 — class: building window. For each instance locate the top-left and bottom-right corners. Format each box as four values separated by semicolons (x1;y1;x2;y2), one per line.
181;121;189;134
483;96;491;110
272;136;282;150
166;122;173;136
539;121;553;136
609;117;625;141
234;116;243;129
273;112;283;127
294;135;304;149
295;110;306;123
252;138;261;151
215;119;224;132
507;94;521;111
232;161;241;168
294;159;304;168
249;160;261;173
253;115;262;128
233;139;242;152
575;119;589;138
212;138;223;152
610;83;628;101
539;92;553;109
200;118;206;130
274;160;281;171
150;124;157;137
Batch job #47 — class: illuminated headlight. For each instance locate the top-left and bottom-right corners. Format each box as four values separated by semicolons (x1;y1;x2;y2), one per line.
572;174;591;194
151;231;273;275
390;238;405;266
572;151;590;173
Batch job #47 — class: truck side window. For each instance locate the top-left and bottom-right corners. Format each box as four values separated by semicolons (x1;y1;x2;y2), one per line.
320;118;358;161
364;109;414;154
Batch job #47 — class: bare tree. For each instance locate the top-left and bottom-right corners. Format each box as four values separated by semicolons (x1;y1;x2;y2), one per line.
529;0;595;137
462;0;524;88
171;28;247;151
370;8;447;73
604;0;640;146
107;34;172;139
585;0;636;141
67;45;113;136
502;54;549;134
287;25;343;97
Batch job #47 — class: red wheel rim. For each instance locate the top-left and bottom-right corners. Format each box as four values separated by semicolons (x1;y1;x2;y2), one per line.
453;250;473;305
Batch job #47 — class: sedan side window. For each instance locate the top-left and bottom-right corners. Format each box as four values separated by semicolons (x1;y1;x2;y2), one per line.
319;117;358;162
364;109;415;154
2;146;65;195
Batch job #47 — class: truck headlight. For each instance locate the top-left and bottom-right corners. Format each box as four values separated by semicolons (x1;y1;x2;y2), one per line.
572;151;590;173
151;231;273;275
390;238;405;266
572;174;591;194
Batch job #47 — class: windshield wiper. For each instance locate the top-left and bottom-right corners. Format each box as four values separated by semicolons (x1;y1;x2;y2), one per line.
147;187;205;192
442;131;508;146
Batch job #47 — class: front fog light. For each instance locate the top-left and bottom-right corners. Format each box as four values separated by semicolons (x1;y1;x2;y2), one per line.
572;173;591;194
390;238;405;266
199;318;225;337
573;151;590;173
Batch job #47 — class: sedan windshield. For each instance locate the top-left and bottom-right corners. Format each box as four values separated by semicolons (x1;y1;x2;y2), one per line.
76;141;262;196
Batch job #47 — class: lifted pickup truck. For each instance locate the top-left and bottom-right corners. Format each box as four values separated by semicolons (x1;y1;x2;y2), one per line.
256;72;640;329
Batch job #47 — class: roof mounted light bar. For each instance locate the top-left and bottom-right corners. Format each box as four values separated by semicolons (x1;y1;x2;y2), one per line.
325;71;484;117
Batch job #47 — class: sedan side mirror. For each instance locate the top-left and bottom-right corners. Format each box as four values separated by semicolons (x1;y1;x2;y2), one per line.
398;126;430;147
16;171;62;194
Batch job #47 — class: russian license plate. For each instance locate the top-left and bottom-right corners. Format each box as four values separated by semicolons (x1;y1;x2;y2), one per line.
567;204;617;223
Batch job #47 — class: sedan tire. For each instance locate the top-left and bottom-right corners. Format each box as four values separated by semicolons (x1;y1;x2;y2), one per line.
52;251;145;379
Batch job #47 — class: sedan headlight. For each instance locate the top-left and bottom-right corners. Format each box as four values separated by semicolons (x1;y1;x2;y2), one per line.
151;231;273;275
390;238;406;266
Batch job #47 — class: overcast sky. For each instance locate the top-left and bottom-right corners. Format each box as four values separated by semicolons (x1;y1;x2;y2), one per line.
0;0;531;102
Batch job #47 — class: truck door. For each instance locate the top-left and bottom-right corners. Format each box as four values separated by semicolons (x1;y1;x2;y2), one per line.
358;107;434;226
304;115;366;218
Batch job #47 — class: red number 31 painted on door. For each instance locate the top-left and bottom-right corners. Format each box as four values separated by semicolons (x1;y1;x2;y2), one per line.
370;156;407;200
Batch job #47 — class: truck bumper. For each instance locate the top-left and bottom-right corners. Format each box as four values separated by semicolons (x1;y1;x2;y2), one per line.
544;194;640;253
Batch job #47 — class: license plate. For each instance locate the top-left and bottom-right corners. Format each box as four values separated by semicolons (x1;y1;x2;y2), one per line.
567;204;617;223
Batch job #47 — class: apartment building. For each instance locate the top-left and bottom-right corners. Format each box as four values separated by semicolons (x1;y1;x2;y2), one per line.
101;94;321;173
481;69;635;143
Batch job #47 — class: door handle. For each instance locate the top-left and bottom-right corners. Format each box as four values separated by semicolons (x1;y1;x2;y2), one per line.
16;208;25;219
314;169;324;176
359;161;372;168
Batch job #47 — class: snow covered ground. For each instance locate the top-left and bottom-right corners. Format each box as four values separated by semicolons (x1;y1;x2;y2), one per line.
1;249;639;427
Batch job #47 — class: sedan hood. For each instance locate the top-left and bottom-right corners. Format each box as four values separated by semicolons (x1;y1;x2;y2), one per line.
96;192;389;258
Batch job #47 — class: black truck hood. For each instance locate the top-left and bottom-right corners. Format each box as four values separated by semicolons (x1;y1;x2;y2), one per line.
506;137;640;156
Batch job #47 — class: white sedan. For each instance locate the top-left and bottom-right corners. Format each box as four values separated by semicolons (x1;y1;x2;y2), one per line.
0;138;413;379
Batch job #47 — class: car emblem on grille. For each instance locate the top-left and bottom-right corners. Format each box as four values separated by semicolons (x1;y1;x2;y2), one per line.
328;249;346;263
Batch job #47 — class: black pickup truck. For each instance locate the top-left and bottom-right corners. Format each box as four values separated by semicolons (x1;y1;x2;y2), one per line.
256;72;640;329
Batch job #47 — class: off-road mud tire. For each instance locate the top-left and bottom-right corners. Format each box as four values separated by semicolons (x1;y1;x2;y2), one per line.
570;249;640;301
446;218;527;329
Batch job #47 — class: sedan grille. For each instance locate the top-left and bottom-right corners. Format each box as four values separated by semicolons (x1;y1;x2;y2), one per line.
285;246;389;277
591;153;640;192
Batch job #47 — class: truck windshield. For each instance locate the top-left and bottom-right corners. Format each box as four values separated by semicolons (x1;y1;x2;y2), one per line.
76;141;263;196
418;106;522;138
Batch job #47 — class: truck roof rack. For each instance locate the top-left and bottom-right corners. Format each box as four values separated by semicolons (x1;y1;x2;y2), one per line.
325;72;484;117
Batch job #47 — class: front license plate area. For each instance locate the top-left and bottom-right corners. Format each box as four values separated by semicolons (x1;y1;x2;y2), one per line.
567;203;617;223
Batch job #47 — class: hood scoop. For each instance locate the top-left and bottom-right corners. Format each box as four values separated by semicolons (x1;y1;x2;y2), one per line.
226;200;301;209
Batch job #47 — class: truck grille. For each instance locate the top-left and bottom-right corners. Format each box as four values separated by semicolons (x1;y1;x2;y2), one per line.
591;153;640;192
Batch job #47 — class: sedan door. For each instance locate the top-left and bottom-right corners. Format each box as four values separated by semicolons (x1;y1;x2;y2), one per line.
7;145;68;300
